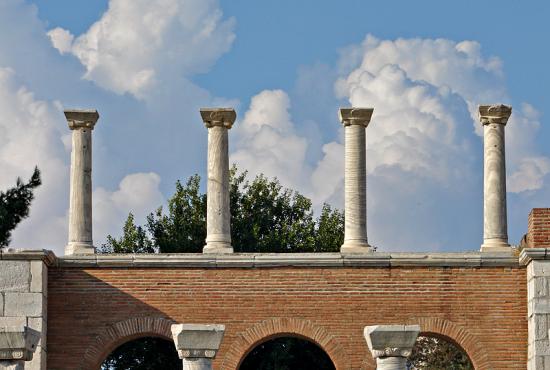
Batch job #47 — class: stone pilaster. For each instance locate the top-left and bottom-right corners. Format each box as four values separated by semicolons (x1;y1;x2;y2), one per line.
364;325;420;370
479;104;512;253
200;108;236;254
339;108;374;253
520;249;550;370
171;324;225;370
0;326;40;370
64;110;99;255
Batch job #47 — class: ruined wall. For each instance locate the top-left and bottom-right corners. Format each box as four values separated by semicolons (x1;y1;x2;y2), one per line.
47;258;527;370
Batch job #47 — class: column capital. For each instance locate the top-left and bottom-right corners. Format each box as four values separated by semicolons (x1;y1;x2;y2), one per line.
171;324;225;359
339;107;374;127
200;108;236;129
478;104;512;125
0;326;40;361
364;325;420;359
64;109;99;130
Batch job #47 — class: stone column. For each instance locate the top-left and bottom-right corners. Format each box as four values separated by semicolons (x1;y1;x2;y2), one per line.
364;325;420;370
200;108;236;254
0;326;40;370
64;109;99;255
339;108;374;253
479;104;512;252
171;324;225;370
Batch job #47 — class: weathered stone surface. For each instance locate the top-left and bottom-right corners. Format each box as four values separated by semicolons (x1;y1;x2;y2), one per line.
364;325;420;359
0;262;30;292
200;108;235;253
65;109;99;256
182;357;212;370
0;319;25;329
29;262;45;294
0;326;40;361
4;294;44;317
26;319;45;349
0;295;3;316
171;324;225;359
479;104;512;252
339;107;374;253
0;360;24;369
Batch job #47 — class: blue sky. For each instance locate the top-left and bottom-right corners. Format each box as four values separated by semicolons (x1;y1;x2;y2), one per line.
2;0;549;255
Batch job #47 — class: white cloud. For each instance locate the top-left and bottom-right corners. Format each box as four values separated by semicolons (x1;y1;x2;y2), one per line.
508;157;550;193
93;172;165;247
231;90;310;191
0;67;69;253
47;27;74;54
49;0;235;99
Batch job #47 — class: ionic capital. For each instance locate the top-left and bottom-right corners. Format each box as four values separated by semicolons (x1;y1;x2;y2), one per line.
478;104;512;125
64;109;99;130
0;326;40;361
364;325;420;359
339;107;374;127
200;108;236;129
171;324;225;359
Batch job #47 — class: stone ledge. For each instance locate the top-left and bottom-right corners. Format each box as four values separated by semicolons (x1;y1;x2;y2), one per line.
56;252;520;268
520;248;550;265
0;249;56;266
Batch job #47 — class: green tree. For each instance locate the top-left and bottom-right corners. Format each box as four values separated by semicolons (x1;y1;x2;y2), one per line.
408;336;474;370
99;213;154;253
0;167;41;247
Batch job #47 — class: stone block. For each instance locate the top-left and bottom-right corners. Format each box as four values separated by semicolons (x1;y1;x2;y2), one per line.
4;293;44;317
0;318;26;328
29;262;46;295
0;294;3;316
25;346;46;370
0;326;40;361
27;318;45;349
0;262;30;292
171;324;225;359
530;261;550;278
364;325;420;358
534;339;550;356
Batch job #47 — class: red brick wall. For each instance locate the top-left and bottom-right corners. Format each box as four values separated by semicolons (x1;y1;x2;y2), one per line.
47;266;527;370
528;208;550;248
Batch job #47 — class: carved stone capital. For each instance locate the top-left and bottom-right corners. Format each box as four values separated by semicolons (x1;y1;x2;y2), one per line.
364;324;420;359
64;109;99;130
200;108;236;129
478;104;512;125
0;326;40;361
339;107;374;127
171;324;225;359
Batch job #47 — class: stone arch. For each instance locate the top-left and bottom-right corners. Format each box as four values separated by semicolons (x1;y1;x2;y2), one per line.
220;317;349;370
81;316;175;370
406;317;490;370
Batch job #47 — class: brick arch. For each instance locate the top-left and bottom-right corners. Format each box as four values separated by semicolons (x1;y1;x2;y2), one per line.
81;316;175;370
220;317;349;370
407;317;491;370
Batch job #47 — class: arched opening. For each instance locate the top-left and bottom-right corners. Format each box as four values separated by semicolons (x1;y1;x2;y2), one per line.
239;335;336;370
408;334;474;370
100;336;181;370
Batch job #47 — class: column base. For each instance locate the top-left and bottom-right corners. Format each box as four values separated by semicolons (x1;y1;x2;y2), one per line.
480;239;512;254
340;242;373;254
65;242;95;255
203;243;233;254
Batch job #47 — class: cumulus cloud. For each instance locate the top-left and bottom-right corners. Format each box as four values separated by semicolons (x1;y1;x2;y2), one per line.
0;68;69;253
93;172;165;246
49;0;235;99
231;90;310;191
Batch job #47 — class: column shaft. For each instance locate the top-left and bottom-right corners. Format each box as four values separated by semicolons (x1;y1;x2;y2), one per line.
182;358;212;370
68;128;93;249
376;357;407;370
483;123;507;244
344;124;368;246
205;126;231;251
479;104;511;252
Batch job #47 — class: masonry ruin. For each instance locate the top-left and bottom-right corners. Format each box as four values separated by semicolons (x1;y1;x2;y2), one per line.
0;105;549;369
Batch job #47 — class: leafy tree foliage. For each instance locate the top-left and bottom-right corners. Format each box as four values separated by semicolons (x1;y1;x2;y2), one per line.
102;167;344;254
0;167;41;247
101;337;181;370
239;337;335;370
408;336;474;370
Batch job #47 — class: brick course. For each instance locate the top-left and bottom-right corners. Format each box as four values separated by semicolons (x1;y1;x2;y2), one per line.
47;265;527;370
528;208;550;248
